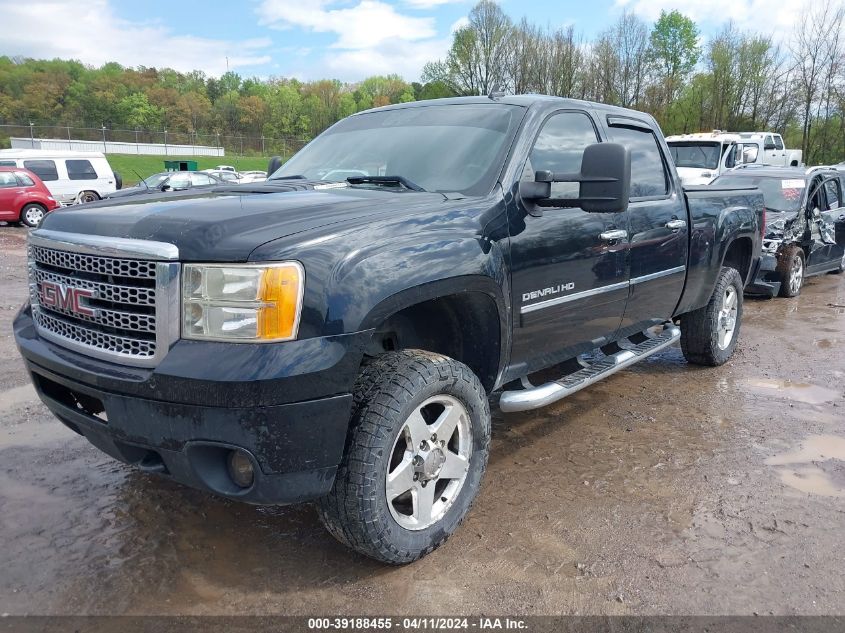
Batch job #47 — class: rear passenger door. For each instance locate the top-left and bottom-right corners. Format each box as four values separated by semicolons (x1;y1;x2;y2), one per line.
605;118;689;333
0;171;18;217
23;159;63;200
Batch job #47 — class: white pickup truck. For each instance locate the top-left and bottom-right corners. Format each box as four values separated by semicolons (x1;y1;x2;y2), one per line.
666;132;764;186
738;132;803;168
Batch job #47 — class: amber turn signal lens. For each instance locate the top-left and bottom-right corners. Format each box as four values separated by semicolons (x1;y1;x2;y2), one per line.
257;264;303;340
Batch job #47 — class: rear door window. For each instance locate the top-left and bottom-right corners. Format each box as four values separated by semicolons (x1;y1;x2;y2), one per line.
823;178;841;210
66;159;98;180
608;123;669;198
23;160;58;181
0;172;17;187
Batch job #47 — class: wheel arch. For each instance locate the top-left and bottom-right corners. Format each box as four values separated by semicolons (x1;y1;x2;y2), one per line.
359;276;508;393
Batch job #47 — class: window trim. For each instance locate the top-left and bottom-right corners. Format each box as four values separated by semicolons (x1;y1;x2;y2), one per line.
606;115;673;203
521;107;602;184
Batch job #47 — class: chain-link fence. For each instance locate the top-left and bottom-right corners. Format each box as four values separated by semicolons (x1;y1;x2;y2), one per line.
0;124;310;157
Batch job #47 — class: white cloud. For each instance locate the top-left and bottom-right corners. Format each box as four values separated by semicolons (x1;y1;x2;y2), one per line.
614;0;814;40
257;0;449;80
0;0;271;75
403;0;465;8
450;16;470;32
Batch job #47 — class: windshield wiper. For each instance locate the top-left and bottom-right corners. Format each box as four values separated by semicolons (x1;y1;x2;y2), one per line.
346;175;427;192
269;174;306;181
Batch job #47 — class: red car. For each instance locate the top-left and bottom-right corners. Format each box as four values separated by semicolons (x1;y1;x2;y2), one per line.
0;166;60;227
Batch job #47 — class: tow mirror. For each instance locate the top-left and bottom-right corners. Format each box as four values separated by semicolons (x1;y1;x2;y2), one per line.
267;156;283;175
519;142;631;214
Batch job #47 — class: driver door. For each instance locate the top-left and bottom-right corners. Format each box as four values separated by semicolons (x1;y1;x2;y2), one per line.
507;110;630;374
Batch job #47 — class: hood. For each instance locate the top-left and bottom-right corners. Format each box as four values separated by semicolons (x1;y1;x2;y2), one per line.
676;166;718;186
39;182;450;261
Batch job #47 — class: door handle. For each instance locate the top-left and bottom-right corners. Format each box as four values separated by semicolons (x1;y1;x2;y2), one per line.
599;229;628;241
665;219;687;230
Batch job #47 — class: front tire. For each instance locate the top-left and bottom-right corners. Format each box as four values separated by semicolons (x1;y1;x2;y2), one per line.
680;266;743;366
776;245;804;297
20;203;46;228
317;350;490;564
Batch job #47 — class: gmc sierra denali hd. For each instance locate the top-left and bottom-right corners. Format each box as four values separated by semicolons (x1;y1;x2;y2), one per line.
14;96;764;564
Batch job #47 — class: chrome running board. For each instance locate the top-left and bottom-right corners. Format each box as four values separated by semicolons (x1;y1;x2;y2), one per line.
499;324;681;413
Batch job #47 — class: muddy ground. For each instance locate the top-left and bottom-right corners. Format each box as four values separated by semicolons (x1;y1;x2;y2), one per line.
0;224;843;616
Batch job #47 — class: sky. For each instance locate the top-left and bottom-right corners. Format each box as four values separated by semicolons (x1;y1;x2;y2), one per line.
0;0;821;83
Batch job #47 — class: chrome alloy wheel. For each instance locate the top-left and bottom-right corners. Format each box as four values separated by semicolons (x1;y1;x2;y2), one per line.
385;395;472;531
789;254;804;294
717;285;738;350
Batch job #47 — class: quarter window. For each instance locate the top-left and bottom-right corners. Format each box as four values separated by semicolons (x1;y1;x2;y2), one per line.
66;159;98;180
527;111;599;199
23;160;58;181
608;124;669;198
16;172;35;186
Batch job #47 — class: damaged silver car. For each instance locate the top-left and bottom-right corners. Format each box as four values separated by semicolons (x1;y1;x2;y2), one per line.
712;166;845;297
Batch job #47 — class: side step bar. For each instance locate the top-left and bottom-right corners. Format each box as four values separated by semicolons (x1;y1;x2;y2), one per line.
499;324;681;413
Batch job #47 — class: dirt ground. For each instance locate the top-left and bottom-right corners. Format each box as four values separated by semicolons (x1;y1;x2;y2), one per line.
0;224;843;616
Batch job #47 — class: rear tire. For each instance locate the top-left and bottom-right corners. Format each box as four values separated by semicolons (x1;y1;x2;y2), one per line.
78;191;100;204
20;203;46;228
776;245;804;297
680;266;743;366
316;350;490;564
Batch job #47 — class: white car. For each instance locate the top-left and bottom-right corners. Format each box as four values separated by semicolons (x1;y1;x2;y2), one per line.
738;132;803;168
200;169;241;184
0;149;118;204
214;165;237;173
239;171;267;183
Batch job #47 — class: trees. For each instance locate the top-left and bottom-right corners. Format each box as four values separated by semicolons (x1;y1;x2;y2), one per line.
648;10;700;116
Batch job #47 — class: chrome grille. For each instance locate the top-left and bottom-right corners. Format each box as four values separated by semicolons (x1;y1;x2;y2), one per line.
27;230;180;368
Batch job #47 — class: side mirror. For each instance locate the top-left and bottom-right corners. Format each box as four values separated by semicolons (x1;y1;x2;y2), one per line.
519;142;631;214
160;184;171;192
267;156;283;175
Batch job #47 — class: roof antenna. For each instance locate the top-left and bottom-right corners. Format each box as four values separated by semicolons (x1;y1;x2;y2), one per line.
488;84;506;100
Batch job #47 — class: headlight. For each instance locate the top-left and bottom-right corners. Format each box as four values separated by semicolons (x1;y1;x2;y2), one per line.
182;262;304;342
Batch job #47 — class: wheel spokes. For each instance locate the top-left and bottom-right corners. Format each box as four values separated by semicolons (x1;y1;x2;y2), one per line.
439;451;469;480
386;456;416;501
430;403;462;442
414;480;437;525
404;410;430;449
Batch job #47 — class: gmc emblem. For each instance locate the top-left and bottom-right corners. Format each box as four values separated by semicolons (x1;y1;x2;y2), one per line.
40;281;96;317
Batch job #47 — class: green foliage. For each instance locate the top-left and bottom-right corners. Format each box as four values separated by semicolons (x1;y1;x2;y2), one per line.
107;154;274;187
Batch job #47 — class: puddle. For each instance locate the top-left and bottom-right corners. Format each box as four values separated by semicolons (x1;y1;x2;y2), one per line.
0;383;38;413
742;378;841;405
765;435;845;465
766;435;845;498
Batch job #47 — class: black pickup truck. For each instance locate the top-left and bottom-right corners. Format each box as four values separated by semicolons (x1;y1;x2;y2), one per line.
14;96;764;564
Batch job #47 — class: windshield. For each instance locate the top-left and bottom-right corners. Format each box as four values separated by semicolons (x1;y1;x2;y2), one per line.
142;173;169;188
271;104;524;195
713;175;805;213
668;142;721;169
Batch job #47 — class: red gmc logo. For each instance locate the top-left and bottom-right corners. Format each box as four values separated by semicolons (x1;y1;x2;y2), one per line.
40;281;96;317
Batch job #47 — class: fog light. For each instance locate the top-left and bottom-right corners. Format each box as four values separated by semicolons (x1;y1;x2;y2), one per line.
227;450;255;488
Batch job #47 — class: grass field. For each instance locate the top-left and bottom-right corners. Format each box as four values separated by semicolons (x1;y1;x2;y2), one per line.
107;154;276;186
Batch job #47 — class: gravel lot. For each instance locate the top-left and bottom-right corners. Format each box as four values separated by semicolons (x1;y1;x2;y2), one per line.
1;224;843;616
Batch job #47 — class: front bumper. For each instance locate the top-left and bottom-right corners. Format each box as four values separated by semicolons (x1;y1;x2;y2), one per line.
744;253;780;297
15;305;370;504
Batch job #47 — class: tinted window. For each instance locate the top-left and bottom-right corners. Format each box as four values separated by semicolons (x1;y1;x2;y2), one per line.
823;178;840;209
66;159;97;180
714;175;804;213
0;172;16;187
273;104;523;196
0;160;16;167
609;125;669;198
23;160;58;181
775;135;784;150
527;111;598;198
16;172;35;186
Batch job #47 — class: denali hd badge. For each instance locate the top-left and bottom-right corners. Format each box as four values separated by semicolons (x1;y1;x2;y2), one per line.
523;283;575;302
40;281;97;317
